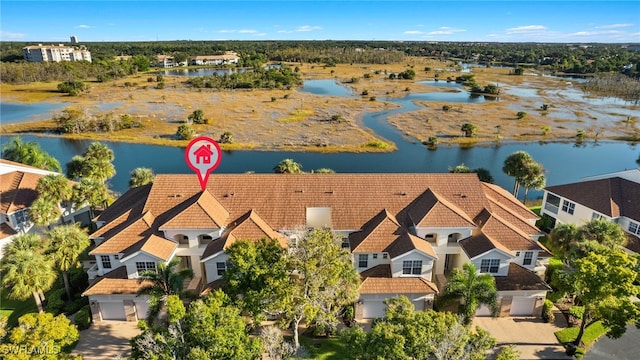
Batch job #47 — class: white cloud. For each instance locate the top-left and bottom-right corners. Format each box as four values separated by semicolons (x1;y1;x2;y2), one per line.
595;23;633;29
218;29;235;33
506;25;547;34
0;30;25;39
238;29;258;34
404;30;424;35
76;24;93;29
295;25;322;32
427;27;466;35
252;33;267;37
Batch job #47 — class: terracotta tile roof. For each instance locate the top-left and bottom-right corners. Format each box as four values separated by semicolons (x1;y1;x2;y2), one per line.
200;278;225;296
0;223;17;240
0;171;41;214
487;196;541;236
82;266;151;296
160;190;229;230
475;209;542;253
90;211;158;255
407;189;476;227
388;231;438;259
482;183;538;220
96;184;151;223
349;210;402;252
358;265;438;295
201;210;287;260
140;173;490;231
494;263;551;291
459;233;511;259
135;234;176;261
546;177;640;221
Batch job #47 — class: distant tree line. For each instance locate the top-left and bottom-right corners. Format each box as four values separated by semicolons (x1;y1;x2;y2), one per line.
186;66;302;90
1;40;638;85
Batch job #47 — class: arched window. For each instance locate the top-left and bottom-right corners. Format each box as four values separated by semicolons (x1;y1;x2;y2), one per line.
174;234;189;245
448;233;462;243
425;233;437;242
199;234;213;245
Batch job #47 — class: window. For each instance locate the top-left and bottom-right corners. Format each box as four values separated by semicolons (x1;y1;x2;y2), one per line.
341;239;350;249
358;254;368;268
372;254;378;259
523;251;534;266
199;235;213;245
216;262;227;276
100;255;112;269
515;251;520;257
382;253;388;259
561;200;575;215
14;209;29;225
592;213;604;221
480;259;500;273
629;222;640;236
114;254;120;260
136;262;156;273
402;260;423;275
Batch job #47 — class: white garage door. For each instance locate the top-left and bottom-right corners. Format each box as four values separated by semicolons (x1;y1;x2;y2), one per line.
510;297;536;316
135;301;149;320
363;300;387;319
100;301;125;320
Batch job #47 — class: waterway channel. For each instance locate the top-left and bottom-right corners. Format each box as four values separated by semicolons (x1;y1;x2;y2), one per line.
2;79;638;197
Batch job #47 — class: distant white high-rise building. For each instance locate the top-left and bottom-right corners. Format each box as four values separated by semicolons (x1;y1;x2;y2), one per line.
23;44;92;63
70;35;79;43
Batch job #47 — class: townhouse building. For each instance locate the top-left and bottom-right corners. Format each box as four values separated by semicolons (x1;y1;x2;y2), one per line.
83;173;550;322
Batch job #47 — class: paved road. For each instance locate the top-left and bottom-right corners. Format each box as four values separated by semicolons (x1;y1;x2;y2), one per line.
582;325;640;360
73;320;141;360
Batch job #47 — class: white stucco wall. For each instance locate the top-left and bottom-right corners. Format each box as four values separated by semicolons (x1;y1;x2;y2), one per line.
470;250;511;277
203;252;229;283
353;252;392;272
123;253;159;278
390;251;434;281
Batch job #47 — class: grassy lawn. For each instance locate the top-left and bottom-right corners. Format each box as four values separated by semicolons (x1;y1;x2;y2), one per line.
529;205;541;216
555;321;607;358
298;335;354;360
0;291;38;328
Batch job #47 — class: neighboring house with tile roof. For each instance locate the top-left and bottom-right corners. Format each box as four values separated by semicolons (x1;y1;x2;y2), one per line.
540;169;640;253
0;160;90;258
190;52;240;66
83;173;550;322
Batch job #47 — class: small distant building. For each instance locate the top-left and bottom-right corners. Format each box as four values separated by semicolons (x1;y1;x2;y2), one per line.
23;44;92;63
190;51;239;66
70;35;79;44
156;55;176;68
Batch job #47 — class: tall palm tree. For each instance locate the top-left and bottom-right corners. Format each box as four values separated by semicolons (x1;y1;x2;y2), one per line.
129;167;155;188
0;234;57;312
36;174;72;204
1;137;61;172
71;178;112;218
521;162;546;204
548;223;580;261
438;262;498;325
28;197;59;229
137;259;193;323
66;142;116;182
273;158;303;174
46;224;91;300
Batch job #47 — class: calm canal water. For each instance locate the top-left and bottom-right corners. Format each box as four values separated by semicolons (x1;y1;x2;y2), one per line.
2;80;637;197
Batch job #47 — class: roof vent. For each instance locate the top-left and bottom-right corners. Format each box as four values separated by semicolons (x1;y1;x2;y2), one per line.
396;192;407;196
325;190;334;194
295;189;304;193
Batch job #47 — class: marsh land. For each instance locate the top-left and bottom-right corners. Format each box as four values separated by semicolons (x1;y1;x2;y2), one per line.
1;57;638;152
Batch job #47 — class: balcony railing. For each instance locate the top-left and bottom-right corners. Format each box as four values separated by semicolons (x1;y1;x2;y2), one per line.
87;263;99;280
544;203;559;214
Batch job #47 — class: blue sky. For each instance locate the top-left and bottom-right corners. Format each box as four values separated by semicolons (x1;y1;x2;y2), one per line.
1;1;639;43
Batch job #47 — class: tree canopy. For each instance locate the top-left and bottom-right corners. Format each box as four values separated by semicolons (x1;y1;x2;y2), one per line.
1;137;61;172
502;151;545;200
273;158;303;174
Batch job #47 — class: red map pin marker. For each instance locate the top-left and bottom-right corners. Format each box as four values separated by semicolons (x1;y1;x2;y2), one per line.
185;136;222;191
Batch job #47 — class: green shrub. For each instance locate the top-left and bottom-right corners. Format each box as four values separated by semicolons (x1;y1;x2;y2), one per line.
176;124;196;140
361;89;369;96
369;96;376;101
44;288;65;315
365;141;388;149
74;305;91;330
542;299;555;323
57;80;87;96
156;81;165;89
64;296;89;315
442;105;451;111
569;306;584;321
517;111;527;119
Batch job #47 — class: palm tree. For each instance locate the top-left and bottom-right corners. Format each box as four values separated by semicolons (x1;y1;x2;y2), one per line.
46;224;91;300
438;262;498;325
72;178;112;218
520;162;546;204
460;123;477;137
503;151;539;198
36;174;72;204
1;137;61;172
0;234;57;312
28;197;59;229
137;259;193;323
548;223;580;261
129;167;155;188
66;142;116;182
273;159;303;174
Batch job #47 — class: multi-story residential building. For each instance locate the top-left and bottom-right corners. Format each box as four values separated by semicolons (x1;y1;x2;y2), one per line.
83;173;550;322
0;160;91;258
540;168;640;253
190;51;240;66
22;44;92;63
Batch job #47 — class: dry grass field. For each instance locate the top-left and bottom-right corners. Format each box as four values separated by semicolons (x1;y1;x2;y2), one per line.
1;57;637;151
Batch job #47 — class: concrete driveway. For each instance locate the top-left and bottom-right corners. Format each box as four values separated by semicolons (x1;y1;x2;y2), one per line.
473;315;572;360
72;321;141;360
